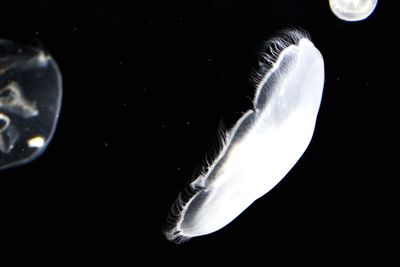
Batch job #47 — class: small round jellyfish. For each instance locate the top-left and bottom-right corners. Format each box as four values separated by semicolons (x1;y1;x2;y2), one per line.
0;39;62;170
164;29;325;243
329;0;378;21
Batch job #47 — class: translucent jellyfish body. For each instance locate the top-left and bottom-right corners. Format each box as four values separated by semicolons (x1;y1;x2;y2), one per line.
164;30;325;242
329;0;378;21
0;39;62;170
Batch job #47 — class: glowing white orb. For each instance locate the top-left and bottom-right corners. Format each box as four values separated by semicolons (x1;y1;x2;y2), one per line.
329;0;378;21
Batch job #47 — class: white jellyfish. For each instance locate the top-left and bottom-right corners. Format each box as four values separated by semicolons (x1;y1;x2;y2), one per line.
164;29;325;243
329;0;378;21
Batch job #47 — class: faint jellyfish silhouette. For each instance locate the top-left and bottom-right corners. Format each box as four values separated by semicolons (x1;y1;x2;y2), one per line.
329;0;378;21
164;29;325;243
0;39;62;170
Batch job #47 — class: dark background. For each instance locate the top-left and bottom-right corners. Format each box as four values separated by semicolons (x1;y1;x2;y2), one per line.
0;0;397;262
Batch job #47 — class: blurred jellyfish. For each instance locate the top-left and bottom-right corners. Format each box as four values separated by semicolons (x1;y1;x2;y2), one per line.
0;39;62;170
329;0;378;21
164;29;325;243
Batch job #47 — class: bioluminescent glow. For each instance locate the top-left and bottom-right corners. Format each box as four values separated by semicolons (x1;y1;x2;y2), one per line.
329;0;378;21
0;39;62;170
164;29;325;243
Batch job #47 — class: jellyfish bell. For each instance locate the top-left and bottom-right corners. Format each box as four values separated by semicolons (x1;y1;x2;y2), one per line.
0;39;62;170
164;29;325;243
329;0;378;21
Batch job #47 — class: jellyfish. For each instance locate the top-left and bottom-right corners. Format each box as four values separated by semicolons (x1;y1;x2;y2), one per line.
0;39;62;170
329;0;378;21
164;29;325;243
